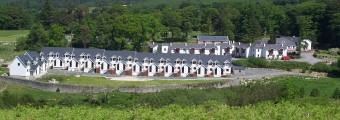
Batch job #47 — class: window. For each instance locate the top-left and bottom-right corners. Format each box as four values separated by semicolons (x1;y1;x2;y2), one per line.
164;48;166;51
226;69;229;71
177;67;180;70
198;68;201;74
215;69;217;75
194;67;196;70
98;62;100;65
18;63;20;66
133;65;136;71
76;62;78;67
166;66;168;72
182;67;184;73
70;62;72;67
149;66;152;72
129;64;132;67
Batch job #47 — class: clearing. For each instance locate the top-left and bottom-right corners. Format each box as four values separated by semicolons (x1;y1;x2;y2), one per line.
0;30;29;42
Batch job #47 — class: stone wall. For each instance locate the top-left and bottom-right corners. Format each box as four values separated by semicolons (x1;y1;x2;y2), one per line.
0;76;241;93
0;76;116;93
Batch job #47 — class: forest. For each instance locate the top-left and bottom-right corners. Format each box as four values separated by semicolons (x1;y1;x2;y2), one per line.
0;0;339;52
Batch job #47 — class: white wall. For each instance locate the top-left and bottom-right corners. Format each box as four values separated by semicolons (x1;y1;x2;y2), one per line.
9;58;29;76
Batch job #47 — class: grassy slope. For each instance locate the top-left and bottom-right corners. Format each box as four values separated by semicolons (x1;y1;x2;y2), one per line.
0;100;339;119
0;30;29;42
38;75;228;87
0;30;28;62
276;76;340;97
0;45;26;62
0;82;85;100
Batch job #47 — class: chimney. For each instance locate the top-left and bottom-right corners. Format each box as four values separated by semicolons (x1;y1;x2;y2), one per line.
185;43;187;46
263;44;266;47
238;42;240;45
249;43;252;46
281;43;283;47
204;43;206;46
152;42;154;45
170;43;172;46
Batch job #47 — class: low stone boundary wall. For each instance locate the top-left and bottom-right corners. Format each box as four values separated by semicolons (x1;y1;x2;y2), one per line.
0;76;116;93
0;76;241;93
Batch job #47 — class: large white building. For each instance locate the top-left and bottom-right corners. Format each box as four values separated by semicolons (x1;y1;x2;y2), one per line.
10;47;238;78
9;52;47;77
153;36;307;60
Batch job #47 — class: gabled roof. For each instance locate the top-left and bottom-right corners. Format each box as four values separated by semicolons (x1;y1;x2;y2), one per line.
168;43;216;50
276;38;296;46
25;51;40;60
197;36;229;42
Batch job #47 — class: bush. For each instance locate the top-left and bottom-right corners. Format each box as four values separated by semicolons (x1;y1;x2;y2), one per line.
19;94;36;105
332;88;340;99
299;87;305;98
327;48;339;55
311;62;332;72
310;88;320;97
248;58;268;68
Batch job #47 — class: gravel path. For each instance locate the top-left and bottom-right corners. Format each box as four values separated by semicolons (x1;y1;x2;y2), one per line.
289;51;323;64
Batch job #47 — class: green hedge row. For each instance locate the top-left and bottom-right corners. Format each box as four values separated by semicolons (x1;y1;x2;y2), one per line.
232;58;339;73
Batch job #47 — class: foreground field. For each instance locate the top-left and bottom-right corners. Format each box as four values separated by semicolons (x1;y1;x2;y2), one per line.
37;75;228;87
0;30;29;42
0;101;339;119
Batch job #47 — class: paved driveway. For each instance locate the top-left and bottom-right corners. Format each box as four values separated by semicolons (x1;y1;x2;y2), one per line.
289;51;323;64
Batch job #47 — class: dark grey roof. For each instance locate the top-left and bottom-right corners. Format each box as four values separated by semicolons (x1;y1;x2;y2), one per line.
216;43;233;47
41;47;74;58
264;44;285;50
280;36;300;45
276;38;296;46
254;38;269;44
25;51;40;59
233;66;245;70
41;47;233;66
17;55;33;67
30;64;38;71
197;36;229;42
168;43;216;49
236;43;252;49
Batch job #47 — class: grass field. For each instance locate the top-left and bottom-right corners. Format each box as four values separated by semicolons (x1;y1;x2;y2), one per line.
37;75;228;87
0;30;29;42
0;45;25;62
276;76;340;97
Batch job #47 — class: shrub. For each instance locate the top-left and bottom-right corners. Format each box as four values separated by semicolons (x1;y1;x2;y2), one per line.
327;48;339;55
1;91;18;108
299;87;305;98
310;88;320;97
332;88;340;99
311;62;332;72
19;94;36;105
248;58;268;68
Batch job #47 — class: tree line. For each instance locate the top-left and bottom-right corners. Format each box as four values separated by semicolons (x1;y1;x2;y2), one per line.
0;0;339;51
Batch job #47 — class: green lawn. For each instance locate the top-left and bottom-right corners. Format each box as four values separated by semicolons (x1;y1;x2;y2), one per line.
0;67;8;74
0;45;25;62
37;75;229;87
0;30;29;42
276;76;340;97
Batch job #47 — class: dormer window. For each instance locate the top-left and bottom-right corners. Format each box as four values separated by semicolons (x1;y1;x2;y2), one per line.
127;57;132;61
144;59;149;63
198;61;202;65
56;54;59;57
182;60;186;64
150;59;154;63
96;55;101;59
192;61;197;64
118;57;121;61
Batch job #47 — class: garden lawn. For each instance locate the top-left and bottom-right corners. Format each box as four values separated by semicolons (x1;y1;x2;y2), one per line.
38;75;228;87
0;30;29;42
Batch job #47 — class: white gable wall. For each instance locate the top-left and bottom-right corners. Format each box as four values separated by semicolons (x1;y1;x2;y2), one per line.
9;58;29;76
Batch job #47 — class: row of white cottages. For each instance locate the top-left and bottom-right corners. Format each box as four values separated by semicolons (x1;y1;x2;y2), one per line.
150;36;312;60
10;47;243;77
